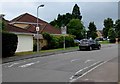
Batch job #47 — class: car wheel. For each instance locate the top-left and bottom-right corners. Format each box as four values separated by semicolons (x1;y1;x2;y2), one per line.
89;46;92;51
98;46;101;50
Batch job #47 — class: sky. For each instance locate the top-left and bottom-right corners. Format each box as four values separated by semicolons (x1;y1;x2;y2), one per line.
0;0;119;30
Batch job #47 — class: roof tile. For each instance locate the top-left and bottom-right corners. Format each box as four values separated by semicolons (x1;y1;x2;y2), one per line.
11;13;61;34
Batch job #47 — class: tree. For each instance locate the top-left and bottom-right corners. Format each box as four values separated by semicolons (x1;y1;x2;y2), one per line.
72;4;82;20
50;4;82;28
50;13;73;28
87;22;97;39
114;19;120;38
103;18;113;38
67;19;84;40
108;28;116;43
0;18;6;31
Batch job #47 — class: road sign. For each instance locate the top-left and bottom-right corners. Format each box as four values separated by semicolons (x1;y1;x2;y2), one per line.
36;27;39;31
61;26;67;34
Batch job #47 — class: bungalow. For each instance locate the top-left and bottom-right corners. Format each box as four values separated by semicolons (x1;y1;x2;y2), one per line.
1;13;61;52
10;13;61;34
96;30;103;38
3;19;34;52
9;13;61;50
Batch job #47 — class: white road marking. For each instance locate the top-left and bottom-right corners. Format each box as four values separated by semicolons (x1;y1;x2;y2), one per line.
71;59;80;62
8;63;20;67
84;59;94;63
69;58;113;82
19;61;40;68
69;61;101;80
85;79;89;81
4;61;26;67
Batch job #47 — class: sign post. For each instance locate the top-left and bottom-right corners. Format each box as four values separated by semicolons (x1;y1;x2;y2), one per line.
61;25;67;50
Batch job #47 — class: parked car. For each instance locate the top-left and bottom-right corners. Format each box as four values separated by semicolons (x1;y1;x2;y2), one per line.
79;39;101;51
74;39;80;46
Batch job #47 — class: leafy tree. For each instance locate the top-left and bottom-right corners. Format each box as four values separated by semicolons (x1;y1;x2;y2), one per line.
50;19;57;27
82;26;87;38
103;18;113;38
72;4;82;20
0;18;6;31
67;19;84;40
114;19;120;38
87;22;97;39
50;4;82;28
108;28;116;43
50;13;73;28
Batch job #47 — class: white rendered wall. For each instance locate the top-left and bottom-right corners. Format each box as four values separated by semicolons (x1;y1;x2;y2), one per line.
16;34;33;52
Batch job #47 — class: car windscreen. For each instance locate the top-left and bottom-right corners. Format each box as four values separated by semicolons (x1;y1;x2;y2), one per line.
80;39;89;43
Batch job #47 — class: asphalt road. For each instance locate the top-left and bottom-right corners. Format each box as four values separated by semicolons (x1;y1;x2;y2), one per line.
2;44;118;82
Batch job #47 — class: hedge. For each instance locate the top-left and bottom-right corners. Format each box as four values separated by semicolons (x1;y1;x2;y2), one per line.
2;32;18;58
42;33;75;50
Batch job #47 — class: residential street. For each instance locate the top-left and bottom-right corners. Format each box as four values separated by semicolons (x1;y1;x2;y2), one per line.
2;44;118;82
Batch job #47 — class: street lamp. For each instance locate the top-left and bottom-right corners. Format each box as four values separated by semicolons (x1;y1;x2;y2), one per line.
85;32;87;39
36;4;44;52
61;24;67;50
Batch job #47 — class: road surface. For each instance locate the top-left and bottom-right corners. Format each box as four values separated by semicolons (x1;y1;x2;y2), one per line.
2;44;118;82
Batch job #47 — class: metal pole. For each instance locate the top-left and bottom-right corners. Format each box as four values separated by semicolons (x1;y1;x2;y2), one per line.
64;34;65;50
36;6;39;52
61;25;66;50
36;5;44;52
86;32;87;39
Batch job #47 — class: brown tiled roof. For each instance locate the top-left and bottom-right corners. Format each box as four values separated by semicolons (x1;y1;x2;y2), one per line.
6;24;32;33
3;19;33;33
27;24;36;33
42;23;61;34
11;13;61;34
11;13;46;24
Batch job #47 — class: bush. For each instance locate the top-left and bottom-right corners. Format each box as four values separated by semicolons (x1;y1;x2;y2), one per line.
59;36;64;48
42;32;75;50
65;36;75;47
2;32;18;57
33;42;37;51
50;36;59;49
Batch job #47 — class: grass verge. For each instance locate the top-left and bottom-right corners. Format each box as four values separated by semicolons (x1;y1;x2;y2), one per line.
15;46;78;56
99;41;112;44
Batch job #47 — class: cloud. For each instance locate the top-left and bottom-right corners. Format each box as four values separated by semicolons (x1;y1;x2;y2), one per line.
1;1;118;30
1;2;37;20
80;2;118;29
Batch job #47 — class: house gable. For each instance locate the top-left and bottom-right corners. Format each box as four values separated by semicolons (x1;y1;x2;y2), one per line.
10;13;61;34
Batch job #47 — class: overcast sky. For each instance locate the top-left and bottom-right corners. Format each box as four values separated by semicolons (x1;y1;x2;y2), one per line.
0;0;119;30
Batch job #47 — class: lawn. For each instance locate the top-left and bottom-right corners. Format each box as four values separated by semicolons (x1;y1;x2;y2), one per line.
15;46;78;56
99;40;111;44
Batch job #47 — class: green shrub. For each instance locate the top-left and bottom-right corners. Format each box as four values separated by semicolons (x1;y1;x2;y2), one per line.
50;36;59;49
2;32;18;57
33;42;37;51
65;36;75;47
42;32;75;49
59;36;64;48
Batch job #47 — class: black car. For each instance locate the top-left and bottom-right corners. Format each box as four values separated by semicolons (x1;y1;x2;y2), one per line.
79;39;101;51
